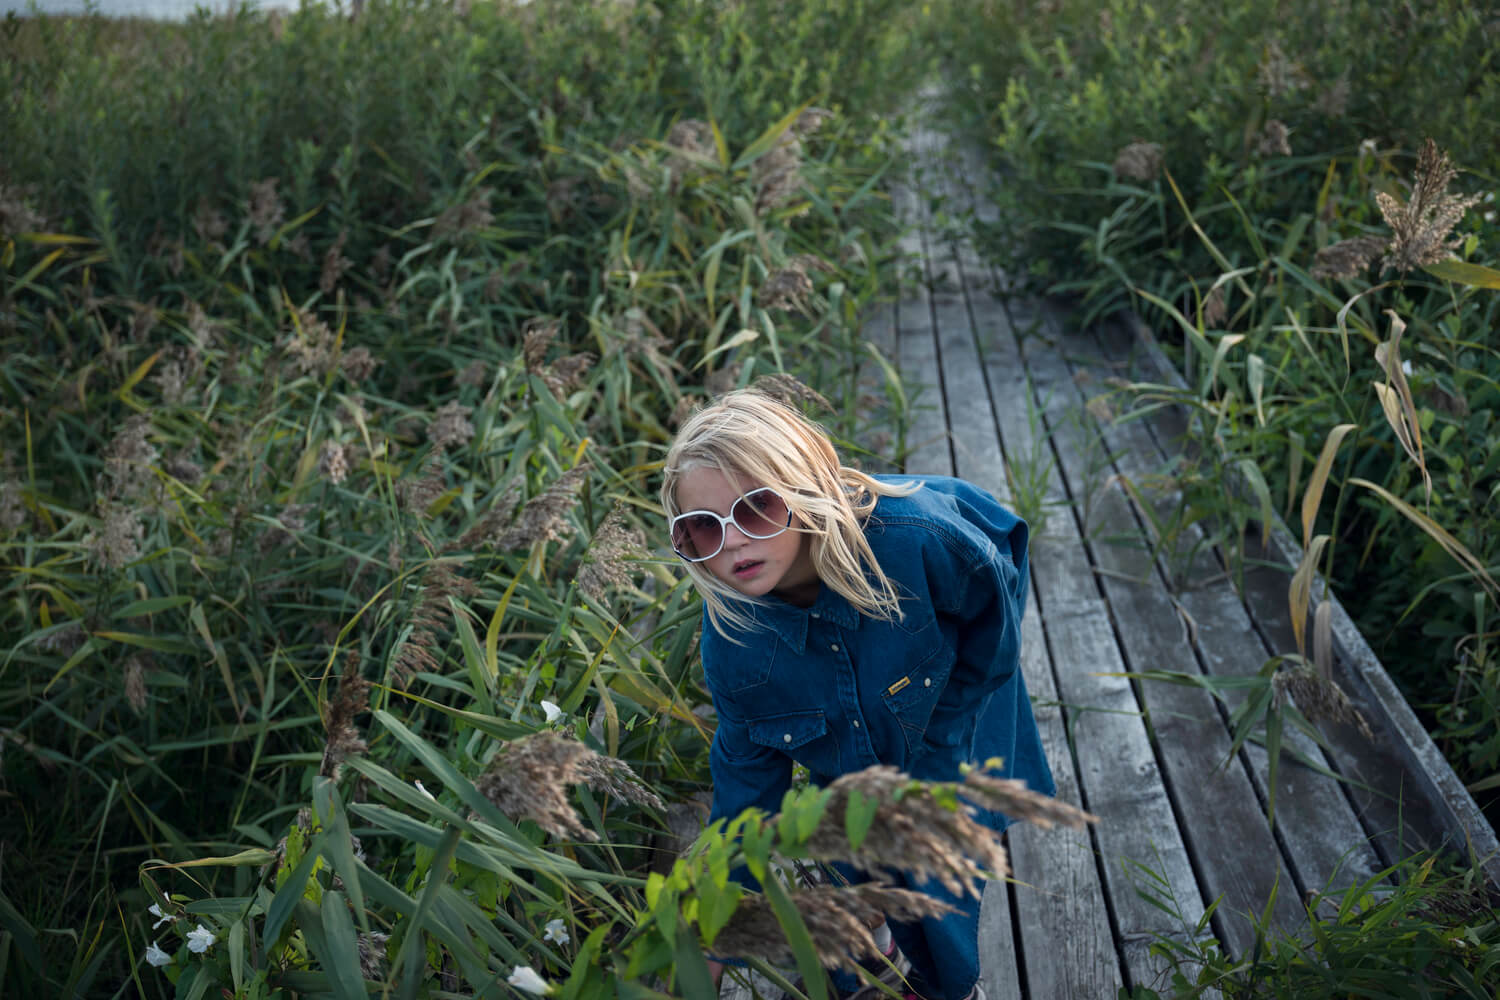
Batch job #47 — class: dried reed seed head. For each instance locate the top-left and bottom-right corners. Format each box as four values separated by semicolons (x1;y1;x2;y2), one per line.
751;372;833;413
192;199;227;247
357;932;390;980
1377;138;1482;274
91;504;144;569
797;766;1006;897
164;448;202;484
340;346;379;383
319;441;350;485
428;400;476;450
320;231;353;295
434;186;495;240
1085;395;1115;423
283;307;337;378
1272;664;1374;740
1257;119;1293;158
670;394;700;429
0;477;25;533
704;361;743;398
793;107;834;138
711;884;951;972
758;264;815;312
247;178;286;246
542;351;597;399
152;357;188;406
667;118;717;184
578;503;648;602
370;244;394;285
474;731;659;840
258;502;312;554
496;463;591;550
1316;73;1351;118
390;561;476;684
957;770;1097;830
456;359;487;388
753;131;805;215
453;484;522;551
320;653;371;780
397;459;448;516
101;414;159;501
0;182;46;237
125;655;148;714
1203;284;1228;327
1311;234;1387;281
523;317;562;371
1112;142;1164;183
1256;39;1307;99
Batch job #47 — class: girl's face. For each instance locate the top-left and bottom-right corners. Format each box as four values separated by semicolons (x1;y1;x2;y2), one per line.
674;466;820;606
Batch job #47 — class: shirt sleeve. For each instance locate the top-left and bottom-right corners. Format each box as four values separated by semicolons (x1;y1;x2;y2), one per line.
927;491;1029;732
700;621;794;829
701;627;793;897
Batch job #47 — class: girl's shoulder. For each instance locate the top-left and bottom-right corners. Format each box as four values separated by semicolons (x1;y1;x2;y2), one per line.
866;474;1026;565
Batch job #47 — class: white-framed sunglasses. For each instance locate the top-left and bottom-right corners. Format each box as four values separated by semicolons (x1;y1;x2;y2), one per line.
669;487;792;562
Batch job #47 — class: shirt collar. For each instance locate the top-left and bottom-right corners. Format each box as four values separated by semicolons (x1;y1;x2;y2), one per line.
747;585;861;653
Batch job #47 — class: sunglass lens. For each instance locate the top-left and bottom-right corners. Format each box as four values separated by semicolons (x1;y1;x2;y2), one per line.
672;513;724;560
734;489;789;537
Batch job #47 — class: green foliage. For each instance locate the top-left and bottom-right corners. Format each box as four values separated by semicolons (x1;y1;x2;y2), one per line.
0;0;930;993
1121;851;1500;998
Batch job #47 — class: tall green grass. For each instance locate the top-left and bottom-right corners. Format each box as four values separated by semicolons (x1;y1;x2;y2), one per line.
0;0;942;992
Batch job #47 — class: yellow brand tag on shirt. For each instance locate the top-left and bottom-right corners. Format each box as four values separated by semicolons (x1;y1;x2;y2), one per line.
887;676;910;696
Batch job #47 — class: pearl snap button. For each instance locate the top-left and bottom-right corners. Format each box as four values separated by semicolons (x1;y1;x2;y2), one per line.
811;611;820;618
924;678;932;687
783;733;792;743
830;644;839;652
852;720;861;728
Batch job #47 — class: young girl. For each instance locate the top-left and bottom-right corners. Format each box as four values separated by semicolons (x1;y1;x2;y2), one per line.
662;389;1055;1000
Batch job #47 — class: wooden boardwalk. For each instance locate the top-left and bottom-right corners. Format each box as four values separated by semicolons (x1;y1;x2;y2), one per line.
857;122;1500;998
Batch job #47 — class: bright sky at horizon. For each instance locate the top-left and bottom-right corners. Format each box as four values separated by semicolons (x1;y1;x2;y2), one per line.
3;0;294;17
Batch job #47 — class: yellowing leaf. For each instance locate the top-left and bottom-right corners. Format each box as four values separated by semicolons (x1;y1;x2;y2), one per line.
1423;258;1500;289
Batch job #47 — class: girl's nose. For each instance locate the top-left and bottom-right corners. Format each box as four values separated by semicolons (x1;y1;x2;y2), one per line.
720;520;751;549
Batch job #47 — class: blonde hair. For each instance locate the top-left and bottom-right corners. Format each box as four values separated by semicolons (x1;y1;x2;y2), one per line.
661;389;919;638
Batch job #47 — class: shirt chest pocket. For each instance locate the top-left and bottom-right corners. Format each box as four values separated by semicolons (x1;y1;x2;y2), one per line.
747;710;841;778
883;665;950;751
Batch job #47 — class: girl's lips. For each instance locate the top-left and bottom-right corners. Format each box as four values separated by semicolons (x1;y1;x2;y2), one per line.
732;560;762;578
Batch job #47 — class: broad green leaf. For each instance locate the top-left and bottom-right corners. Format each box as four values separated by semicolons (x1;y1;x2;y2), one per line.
314;778;367;931
318;892;368;1000
761;874;828;1000
1424;258;1500;289
731;100;815;170
263;843;322;955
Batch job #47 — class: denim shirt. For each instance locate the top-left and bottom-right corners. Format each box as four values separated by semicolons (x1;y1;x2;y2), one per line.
702;475;1056;836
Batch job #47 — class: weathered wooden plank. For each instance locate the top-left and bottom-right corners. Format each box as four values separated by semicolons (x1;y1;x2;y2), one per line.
973;295;1206;991
1002;296;1311;954
1065;310;1388;900
1000;606;1123;998
923;266;1118;998
897;290;952;477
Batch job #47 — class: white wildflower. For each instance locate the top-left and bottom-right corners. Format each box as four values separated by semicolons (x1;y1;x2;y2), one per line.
541;700;564;724
144;940;172;967
506;965;554;995
542;918;569;945
185;924;216;954
414;779;437;801
1402;360;1413;376
148;903;176;930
